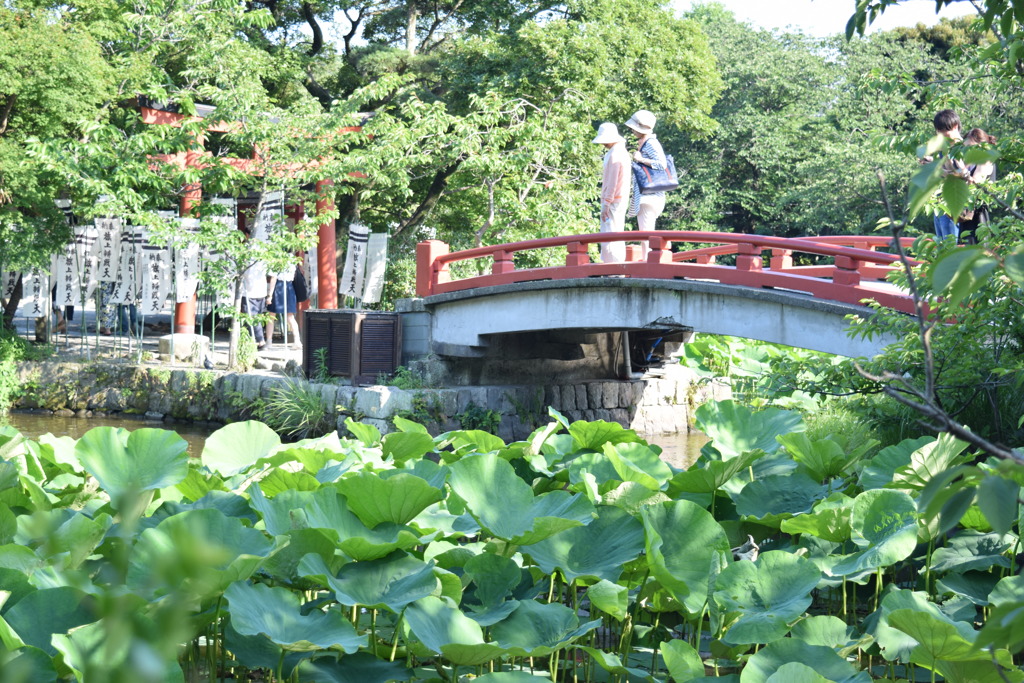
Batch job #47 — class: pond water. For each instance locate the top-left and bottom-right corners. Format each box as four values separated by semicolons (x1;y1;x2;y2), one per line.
2;411;708;469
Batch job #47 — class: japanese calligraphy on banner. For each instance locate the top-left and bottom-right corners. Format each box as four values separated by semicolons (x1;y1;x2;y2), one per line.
94;217;123;282
75;224;98;302
251;192;283;242
16;270;47;318
339;223;369;299
140;236;172;316
174;218;201;303
362;233;388;304
1;271;19;302
108;227;145;305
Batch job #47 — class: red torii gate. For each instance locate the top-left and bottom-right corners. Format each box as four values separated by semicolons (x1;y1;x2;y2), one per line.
138;100;340;334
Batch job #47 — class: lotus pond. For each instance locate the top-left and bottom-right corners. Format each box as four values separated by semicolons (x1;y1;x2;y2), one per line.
0;399;1021;683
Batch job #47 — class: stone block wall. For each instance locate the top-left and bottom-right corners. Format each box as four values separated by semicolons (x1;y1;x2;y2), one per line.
13;361;730;441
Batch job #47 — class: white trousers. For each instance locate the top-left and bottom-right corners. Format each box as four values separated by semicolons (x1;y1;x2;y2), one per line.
636;194;666;231
600;201;628;263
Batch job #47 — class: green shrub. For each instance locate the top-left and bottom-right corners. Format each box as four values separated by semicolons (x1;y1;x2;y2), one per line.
257;378;335;440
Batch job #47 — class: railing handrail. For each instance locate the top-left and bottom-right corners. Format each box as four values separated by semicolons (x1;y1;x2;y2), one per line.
415;231;918;315
430;231;910;267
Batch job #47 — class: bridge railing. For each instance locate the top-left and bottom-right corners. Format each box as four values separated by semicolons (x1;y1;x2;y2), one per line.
416;231;918;314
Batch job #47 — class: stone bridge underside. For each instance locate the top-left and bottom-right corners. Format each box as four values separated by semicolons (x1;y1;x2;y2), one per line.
420;278;900;359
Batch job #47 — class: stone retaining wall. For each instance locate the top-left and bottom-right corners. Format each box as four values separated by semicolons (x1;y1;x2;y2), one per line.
13;361;729;441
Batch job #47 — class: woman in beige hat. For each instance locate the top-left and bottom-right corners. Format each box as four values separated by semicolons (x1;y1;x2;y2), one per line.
592;122;631;263
625;110;667;233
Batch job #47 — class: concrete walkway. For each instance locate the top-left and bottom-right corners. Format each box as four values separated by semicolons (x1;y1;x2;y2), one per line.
15;304;302;373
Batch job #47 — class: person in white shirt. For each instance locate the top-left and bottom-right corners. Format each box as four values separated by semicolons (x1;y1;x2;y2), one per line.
240;261;268;349
625;109;667;232
593;122;631;263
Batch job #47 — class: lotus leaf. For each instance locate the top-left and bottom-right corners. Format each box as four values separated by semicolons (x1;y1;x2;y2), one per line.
0;567;34;612
52;617;185;683
523;505;643;584
490;600;599;657
891;433;969;491
255;468;321;496
867;589;955;662
398;458;450;488
790;615;857;650
3;586;94;655
296;652;414;683
587;579;628;620
464;552;522;607
976;474;1020;535
936;571;1001;606
661;639;705;682
75;427;189;509
148;490;257;528
976;600;1024;653
223;620;309;676
733;472;828;524
989;574;1024;608
713;550;820;644
741;638;871;683
603;441;672;490
33;510;110;571
576;646;659;681
694;400;804;460
404;596;505;665
473;673;557;683
886;608;978;666
382;431;436;463
0;645;57;683
599;481;672;515
249;485;421;560
442;430;506;456
466;600;520;627
337;471;443;527
449;453;590;542
932;659;1024;683
668;450;764;495
928;531;1012;574
327;550;438;612
261;528;342;580
643;500;731;615
225;580;366;652
201;421;281;477
568;419;642;451
764;662;830;683
345;417;382;446
776;432;871;482
857;436;933;489
127;508;279;600
780;493;853;543
829;489;917;576
175;466;227;501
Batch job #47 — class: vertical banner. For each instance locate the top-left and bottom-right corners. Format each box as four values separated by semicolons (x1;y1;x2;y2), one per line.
109;226;144;305
140;236;172;316
1;271;19;301
361;232;388;304
174;218;201;303
52;200;77;309
16;269;47;318
303;250;318;298
339;223;369;300
94;217;122;282
252;191;283;242
73;223;99;302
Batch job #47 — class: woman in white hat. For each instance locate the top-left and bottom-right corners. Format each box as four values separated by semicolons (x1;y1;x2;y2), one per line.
592;122;631;263
625;110;667;233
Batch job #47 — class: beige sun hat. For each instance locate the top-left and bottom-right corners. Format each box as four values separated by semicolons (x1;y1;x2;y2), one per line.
592;122;626;144
624;110;656;135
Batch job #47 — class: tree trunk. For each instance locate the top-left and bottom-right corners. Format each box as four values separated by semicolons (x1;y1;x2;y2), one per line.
2;275;22;331
406;1;418;55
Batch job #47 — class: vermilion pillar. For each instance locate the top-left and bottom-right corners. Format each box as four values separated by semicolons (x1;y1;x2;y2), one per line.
315;179;337;309
174;149;202;334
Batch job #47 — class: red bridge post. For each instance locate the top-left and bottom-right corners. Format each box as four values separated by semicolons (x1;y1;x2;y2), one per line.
416;240;450;297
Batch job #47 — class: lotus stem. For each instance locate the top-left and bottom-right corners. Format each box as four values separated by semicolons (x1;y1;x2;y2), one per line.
650;611;661;675
390;611;405;661
275;649;285;683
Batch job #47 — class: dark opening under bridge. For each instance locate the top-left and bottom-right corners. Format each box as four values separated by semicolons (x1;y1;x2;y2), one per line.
408;232;915;362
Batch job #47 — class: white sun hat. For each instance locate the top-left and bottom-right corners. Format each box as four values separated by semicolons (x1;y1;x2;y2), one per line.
624;110;656;135
592;122;626;144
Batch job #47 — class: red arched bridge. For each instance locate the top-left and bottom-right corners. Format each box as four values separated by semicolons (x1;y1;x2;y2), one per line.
409;232;915;359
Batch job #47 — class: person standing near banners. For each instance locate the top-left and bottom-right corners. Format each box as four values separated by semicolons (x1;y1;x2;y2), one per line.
241;260;268;350
265;263;301;349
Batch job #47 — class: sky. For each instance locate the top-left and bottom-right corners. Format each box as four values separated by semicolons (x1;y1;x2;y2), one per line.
673;0;978;37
